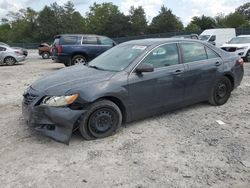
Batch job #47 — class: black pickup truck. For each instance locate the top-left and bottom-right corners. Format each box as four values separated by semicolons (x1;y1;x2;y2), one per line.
51;34;116;66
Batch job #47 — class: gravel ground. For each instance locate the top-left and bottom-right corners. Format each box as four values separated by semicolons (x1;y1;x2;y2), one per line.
0;50;250;188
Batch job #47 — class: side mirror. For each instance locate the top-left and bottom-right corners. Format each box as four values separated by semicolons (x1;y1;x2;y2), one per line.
135;63;154;73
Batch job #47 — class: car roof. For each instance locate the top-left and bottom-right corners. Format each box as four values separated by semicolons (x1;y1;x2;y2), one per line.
121;38;204;46
55;34;106;38
237;35;250;37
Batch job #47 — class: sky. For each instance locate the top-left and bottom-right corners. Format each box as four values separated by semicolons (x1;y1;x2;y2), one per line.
0;0;249;25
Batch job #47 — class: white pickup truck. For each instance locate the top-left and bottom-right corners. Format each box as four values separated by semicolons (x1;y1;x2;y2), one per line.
221;35;250;62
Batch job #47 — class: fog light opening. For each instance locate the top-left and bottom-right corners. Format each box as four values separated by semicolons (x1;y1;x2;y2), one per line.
46;125;55;131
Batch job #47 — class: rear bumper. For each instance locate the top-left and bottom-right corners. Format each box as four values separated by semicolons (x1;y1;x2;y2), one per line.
52;55;71;65
16;55;26;62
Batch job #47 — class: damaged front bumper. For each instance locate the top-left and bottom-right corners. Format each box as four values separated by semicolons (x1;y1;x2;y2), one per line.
22;89;85;144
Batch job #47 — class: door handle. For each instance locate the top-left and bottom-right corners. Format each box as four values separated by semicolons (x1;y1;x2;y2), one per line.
215;62;222;66
173;69;184;75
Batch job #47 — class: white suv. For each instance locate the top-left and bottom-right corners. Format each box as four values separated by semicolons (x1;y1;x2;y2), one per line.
221;35;250;62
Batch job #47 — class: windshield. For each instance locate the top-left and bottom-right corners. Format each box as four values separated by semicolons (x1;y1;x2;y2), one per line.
199;35;210;41
88;44;148;71
228;37;250;44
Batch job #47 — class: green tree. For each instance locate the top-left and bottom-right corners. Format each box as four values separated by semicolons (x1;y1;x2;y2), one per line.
215;12;249;28
190;15;216;30
0;23;11;42
185;23;201;33
149;6;183;34
223;12;248;28
129;6;147;35
236;2;250;20
62;1;85;34
37;5;58;41
4;8;38;42
85;2;131;37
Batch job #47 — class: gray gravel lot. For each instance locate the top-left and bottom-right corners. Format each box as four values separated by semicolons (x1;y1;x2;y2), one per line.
0;50;250;188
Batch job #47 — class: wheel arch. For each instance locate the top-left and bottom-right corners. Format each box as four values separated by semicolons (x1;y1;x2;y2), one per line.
4;56;17;63
71;52;89;61
97;96;128;123
223;73;234;90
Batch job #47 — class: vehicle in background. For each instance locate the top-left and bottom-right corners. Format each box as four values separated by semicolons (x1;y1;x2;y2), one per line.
199;28;236;47
171;34;199;39
51;34;116;67
0;45;26;66
221;35;250;62
23;38;244;143
0;42;28;57
38;43;52;59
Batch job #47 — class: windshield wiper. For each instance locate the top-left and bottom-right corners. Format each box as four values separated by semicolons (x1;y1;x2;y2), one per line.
88;65;105;70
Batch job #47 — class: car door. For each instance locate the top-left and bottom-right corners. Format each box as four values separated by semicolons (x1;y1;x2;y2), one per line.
180;42;223;103
128;43;185;119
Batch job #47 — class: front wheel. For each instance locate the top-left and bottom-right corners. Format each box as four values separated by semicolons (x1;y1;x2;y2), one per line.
209;77;232;106
4;57;16;66
79;100;122;140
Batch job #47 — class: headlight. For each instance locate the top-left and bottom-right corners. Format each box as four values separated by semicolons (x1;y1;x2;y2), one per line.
41;94;79;107
237;46;247;50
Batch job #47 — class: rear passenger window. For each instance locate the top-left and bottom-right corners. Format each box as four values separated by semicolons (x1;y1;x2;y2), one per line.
181;43;207;63
86;37;98;45
206;47;220;59
60;36;81;45
143;43;179;68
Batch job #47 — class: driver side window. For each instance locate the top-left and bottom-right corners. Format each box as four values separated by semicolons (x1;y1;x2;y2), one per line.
142;43;179;68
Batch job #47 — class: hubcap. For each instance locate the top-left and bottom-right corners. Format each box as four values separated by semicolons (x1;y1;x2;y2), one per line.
88;108;116;137
74;58;86;64
216;83;227;99
6;58;15;65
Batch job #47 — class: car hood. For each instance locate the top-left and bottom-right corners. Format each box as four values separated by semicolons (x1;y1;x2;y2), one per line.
31;65;116;94
221;43;250;48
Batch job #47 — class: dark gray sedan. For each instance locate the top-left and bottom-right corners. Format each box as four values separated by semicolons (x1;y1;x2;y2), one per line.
22;38;244;144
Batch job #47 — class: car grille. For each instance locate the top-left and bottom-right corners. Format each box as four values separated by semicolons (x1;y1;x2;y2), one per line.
23;92;38;105
221;47;237;52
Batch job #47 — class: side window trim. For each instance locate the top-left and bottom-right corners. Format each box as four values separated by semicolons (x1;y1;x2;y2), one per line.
180;42;209;64
130;42;181;74
204;46;221;59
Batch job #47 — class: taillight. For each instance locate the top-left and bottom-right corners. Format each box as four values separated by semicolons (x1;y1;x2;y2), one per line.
236;58;244;66
57;45;62;55
15;51;22;55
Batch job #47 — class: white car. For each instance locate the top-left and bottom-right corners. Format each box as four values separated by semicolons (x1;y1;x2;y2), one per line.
0;45;26;66
221;35;250;62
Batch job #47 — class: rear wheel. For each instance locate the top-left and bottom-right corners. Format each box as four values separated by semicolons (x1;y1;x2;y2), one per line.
209;77;232;106
71;55;87;66
79;100;122;140
4;57;16;66
42;52;50;59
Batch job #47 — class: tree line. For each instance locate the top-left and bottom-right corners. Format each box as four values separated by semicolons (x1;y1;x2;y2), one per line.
0;1;249;43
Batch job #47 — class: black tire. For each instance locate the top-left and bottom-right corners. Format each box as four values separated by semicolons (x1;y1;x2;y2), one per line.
209;77;232;106
64;62;70;67
243;50;250;62
42;52;50;59
4;57;16;66
71;55;87;66
79;100;122;140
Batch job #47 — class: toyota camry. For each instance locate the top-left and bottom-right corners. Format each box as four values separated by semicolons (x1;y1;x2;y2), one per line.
22;38;244;144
